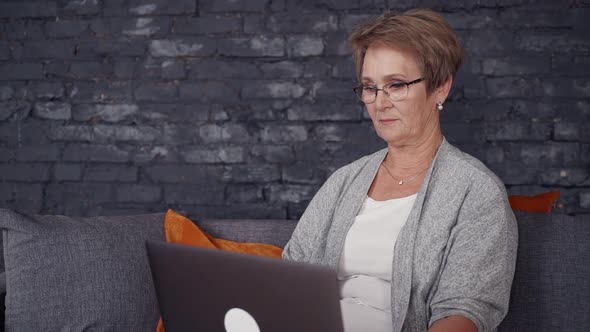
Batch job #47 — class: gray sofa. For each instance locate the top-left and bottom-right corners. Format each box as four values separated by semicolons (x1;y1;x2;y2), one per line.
0;209;588;331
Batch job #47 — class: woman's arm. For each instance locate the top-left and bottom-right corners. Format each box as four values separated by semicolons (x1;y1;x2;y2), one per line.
428;315;478;332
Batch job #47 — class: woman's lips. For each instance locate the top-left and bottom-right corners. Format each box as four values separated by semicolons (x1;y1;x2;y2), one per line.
379;119;398;124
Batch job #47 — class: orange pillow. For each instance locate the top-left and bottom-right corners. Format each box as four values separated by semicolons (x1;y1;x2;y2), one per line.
156;209;283;332
508;191;560;213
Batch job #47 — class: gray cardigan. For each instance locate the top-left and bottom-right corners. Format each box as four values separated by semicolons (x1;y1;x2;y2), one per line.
283;139;518;332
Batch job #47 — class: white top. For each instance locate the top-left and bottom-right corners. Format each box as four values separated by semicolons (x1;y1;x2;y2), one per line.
337;194;417;332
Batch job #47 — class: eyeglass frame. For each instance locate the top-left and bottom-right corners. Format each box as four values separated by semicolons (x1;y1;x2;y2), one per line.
352;77;425;104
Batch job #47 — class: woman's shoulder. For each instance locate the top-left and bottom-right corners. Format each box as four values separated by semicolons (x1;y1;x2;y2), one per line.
439;142;507;197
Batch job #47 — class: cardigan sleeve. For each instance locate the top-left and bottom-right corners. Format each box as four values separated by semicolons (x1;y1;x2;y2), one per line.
428;181;518;332
282;168;345;263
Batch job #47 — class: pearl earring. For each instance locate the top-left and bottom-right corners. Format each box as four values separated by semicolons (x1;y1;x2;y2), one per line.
437;102;444;111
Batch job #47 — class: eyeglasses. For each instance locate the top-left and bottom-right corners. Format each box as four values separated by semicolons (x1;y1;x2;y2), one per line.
353;77;425;104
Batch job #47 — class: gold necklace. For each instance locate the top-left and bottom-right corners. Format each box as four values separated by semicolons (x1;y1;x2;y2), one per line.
381;163;427;185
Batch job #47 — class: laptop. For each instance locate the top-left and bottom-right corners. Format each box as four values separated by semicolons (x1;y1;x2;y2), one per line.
146;240;344;332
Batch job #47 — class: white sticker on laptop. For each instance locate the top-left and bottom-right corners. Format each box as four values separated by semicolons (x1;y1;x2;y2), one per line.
224;307;261;332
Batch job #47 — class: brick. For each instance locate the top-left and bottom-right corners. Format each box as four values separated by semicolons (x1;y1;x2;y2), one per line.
133;145;180;163
1;21;44;39
226;184;263;203
539;168;590;186
223;164;281;183
68;62;114;79
325;32;352;56
63;144;130;162
287;36;324;57
14;183;43;213
12;40;77;59
45;62;68;78
554;122;590;142
339;14;374;32
33;102;71;120
0;146;14;162
0;63;43;80
128;0;196;14
267;184;318;204
140;104;209;123
0;122;49;144
463;29;517;56
54;163;84;181
518;31;589;53
179;82;239;102
200;0;269;12
161;60;185;79
116;184;161;203
287;103;361;121
444;11;497;30
243;82;306;99
45;183;113;213
199;124;251;143
282;162;325;184
84;164;137;182
541;79;590;98
251;145;295;163
580;192;590;209
0;183;13;201
182;146;245;163
0;2;58;18
145;165;224;183
0;163;50;182
45;20;89;38
485;77;540;98
485;121;552;141
149;39;216;57
189;59;261;79
332;58;356;79
0;101;31;121
76;40;145;58
93;125;160;142
165;183;224;204
219;36;284;57
174;15;242;34
260;61;303;78
48;125;94;141
0;42;9;60
244;14;265;33
261;125;308;142
0;86;14;101
69;81;132;102
118;17;169;37
498;10;573;29
482;57;550;76
313;124;348;142
134;83;177;101
61;0;101;15
311;81;357;103
519;142;580;165
552;55;590;77
270;0;286;11
268;13;337;33
15;145;60;161
73;104;138;122
441;122;486;143
27;82;65;100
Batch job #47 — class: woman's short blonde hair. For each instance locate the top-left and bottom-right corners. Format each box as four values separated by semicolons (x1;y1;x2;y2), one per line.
350;9;464;94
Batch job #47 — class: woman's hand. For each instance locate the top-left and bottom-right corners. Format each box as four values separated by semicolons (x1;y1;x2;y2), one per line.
428;315;478;332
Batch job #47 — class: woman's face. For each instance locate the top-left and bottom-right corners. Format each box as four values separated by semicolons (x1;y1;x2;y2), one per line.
361;45;442;147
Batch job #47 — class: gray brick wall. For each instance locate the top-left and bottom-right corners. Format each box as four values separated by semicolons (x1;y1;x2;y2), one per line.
0;0;589;218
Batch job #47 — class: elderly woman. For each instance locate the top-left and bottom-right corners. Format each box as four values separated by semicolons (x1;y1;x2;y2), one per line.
282;9;518;332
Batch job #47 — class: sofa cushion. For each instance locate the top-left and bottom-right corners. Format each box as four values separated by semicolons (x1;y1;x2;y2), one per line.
499;212;590;332
0;209;165;331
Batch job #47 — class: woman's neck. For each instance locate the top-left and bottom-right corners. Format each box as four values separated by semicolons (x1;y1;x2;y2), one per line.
384;130;443;176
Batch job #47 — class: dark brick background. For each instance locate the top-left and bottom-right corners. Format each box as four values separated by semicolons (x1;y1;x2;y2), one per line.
0;0;589;219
